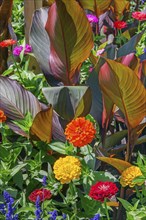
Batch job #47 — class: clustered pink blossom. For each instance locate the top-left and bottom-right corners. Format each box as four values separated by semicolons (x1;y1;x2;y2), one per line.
86;14;98;23
132;11;146;21
13;44;32;56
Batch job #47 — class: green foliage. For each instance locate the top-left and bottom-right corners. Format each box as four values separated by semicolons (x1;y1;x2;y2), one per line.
12;0;24;41
0;0;146;219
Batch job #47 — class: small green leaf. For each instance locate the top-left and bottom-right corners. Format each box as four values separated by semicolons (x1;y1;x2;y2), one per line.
118;198;133;211
48;142;66;154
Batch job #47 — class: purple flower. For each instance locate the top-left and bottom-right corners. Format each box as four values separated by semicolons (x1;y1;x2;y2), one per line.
90;213;100;220
24;44;32;54
48;210;58;220
35;196;42;220
86;14;98;23
42;176;47;186
13;46;23;56
62;213;67;219
0;203;6;215
3;191;18;220
144;48;146;53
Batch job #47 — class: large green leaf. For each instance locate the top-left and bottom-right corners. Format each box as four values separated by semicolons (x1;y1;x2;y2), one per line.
45;0;93;85
99;58;146;128
0;76;41;120
42;86;91;121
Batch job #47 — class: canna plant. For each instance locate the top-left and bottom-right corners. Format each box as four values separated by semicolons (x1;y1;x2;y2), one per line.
0;0;146;219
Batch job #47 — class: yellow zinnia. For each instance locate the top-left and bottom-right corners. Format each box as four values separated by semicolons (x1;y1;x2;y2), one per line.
120;166;144;187
53;156;81;184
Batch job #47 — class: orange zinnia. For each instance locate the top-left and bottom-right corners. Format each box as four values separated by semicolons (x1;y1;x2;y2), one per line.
65;117;96;147
0;39;16;47
0;110;7;123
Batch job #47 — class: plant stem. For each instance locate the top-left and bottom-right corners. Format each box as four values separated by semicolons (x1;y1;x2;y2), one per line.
116;187;125;220
10;53;25;85
104;198;110;220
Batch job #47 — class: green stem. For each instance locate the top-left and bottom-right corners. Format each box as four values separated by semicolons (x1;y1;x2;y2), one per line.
58;190;67;204
10;52;25;85
69;182;77;217
104;198;110;220
138;21;141;33
0;123;6;143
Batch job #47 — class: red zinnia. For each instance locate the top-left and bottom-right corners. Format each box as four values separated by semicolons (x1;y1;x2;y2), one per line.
0;39;16;47
28;188;52;202
114;21;127;29
65;117;96;147
0;110;7;123
89;181;118;202
132;11;146;21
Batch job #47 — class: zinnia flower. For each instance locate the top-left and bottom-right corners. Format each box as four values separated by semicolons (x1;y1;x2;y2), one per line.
132;11;146;21
24;44;32;53
86;14;98;23
53;156;81;184
89;181;118;202
13;44;32;56
114;21;127;29
0;39;16;47
28;189;52;202
13;46;23;56
65;117;96;147
0;110;6;123
120;166;144;187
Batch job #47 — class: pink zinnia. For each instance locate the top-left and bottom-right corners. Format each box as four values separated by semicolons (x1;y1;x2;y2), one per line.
132;11;146;21
24;44;32;54
13;46;23;56
89;181;118;202
114;21;127;29
86;14;98;23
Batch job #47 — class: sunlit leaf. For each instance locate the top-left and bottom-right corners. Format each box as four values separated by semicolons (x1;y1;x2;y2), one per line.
0;76;41;120
78;0;129;17
117;53;140;76
97;157;131;173
99;58;146;128
107;201;119;207
30;106;53;143
45;0;93;85
113;0;130;18
79;0;111;16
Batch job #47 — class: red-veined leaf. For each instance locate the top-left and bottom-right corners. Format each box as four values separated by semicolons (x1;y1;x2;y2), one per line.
30;106;53;143
99;58;146;128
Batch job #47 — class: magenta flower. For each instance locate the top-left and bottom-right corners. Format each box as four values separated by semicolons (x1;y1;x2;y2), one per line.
13;46;23;56
24;44;32;54
13;44;32;56
86;14;98;23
